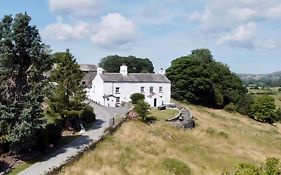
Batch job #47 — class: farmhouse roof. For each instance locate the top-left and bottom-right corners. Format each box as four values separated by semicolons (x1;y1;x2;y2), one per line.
81;72;97;88
100;73;170;83
79;64;98;72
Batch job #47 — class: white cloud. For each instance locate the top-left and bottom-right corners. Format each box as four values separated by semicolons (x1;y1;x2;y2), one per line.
189;0;281;32
217;23;256;49
42;13;136;48
91;13;136;48
42;21;91;41
49;0;101;16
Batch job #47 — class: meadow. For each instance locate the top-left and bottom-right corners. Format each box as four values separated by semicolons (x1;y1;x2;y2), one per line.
57;103;281;175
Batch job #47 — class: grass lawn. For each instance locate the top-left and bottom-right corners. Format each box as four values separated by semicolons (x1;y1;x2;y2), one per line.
149;108;179;121
58;103;281;175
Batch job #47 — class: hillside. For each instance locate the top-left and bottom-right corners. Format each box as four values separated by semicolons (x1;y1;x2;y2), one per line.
58;104;281;175
239;71;281;81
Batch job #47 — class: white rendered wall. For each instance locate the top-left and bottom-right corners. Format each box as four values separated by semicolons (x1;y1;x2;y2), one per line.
102;82;171;107
87;74;105;105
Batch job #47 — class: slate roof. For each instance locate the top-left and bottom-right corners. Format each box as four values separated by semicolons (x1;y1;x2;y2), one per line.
79;64;98;72
100;73;170;83
81;72;97;88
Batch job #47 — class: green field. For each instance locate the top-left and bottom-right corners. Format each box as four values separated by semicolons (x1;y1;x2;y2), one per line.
248;87;281;108
57;103;281;175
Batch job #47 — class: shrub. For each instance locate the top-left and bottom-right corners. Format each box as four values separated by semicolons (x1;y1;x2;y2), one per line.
226;157;281;175
224;103;237;112
262;157;281;175
46;122;62;145
234;163;260;175
162;157;191;175
81;105;96;123
130;93;145;104
133;100;150;121
236;94;254;115
250;95;278;123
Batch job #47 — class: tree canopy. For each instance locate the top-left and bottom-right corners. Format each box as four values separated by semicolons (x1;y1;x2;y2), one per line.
99;55;154;73
0;13;52;151
48;49;88;130
166;49;247;108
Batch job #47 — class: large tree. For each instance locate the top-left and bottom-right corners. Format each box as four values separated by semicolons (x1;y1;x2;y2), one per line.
99;55;154;73
0;13;52;151
166;49;247;108
48;49;87;130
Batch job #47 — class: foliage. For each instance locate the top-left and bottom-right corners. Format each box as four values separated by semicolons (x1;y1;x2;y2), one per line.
48;49;87;130
80;105;96;123
51;52;67;63
0;13;52;152
224;103;238;112
162;157;191;175
228;157;281;175
234;163;261;175
99;55;154;73
130;93;145;104
166;49;247;108
250;95;278;123
236;94;254;115
133;100;150;121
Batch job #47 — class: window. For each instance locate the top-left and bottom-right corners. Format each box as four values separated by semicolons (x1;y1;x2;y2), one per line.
116;97;120;103
92;86;95;93
159;86;163;93
140;87;145;93
115;87;120;94
150;86;153;93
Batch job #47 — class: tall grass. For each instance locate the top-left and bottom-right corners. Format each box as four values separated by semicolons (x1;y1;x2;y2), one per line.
58;103;281;175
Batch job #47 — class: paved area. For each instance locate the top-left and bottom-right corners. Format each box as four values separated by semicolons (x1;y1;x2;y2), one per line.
19;100;129;175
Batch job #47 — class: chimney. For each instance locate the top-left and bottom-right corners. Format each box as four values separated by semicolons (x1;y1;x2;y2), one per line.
159;67;165;75
120;64;128;76
97;67;103;75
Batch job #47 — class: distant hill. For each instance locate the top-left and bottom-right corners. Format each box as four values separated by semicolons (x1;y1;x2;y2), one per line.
238;71;281;86
239;71;281;81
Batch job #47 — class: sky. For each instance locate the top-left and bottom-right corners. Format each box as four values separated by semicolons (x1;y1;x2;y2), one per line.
0;0;280;74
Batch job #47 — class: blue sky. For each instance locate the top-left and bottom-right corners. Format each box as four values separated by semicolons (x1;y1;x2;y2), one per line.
0;0;281;74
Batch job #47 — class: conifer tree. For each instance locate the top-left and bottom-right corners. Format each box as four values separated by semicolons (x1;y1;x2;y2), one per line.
48;49;86;130
0;13;52;151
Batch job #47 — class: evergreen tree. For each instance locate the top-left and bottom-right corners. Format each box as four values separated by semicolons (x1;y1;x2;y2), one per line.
48;49;86;130
0;13;52;151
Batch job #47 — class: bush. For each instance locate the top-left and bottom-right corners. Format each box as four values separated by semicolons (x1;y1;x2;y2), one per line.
130;93;145;104
224;103;237;112
81;105;96;123
234;163;260;175
225;157;281;175
250;95;278;123
162;157;191;175
133;100;150;121
236;94;254;115
46;122;62;145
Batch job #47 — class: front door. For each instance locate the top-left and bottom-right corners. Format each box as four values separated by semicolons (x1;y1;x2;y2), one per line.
154;98;157;107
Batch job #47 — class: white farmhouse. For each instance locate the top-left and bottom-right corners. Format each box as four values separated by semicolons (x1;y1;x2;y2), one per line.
86;65;171;107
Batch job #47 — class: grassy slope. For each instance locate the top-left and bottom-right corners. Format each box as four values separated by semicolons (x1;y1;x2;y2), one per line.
58;104;281;175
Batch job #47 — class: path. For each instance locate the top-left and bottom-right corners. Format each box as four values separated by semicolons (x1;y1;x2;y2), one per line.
19;100;129;175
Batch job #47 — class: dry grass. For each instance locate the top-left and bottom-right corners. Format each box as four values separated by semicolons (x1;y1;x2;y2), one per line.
58;103;281;175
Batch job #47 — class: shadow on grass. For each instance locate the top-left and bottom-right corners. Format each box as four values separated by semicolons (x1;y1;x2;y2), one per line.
9;118;105;174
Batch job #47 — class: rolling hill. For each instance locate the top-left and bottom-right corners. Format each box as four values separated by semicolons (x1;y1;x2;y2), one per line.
57;103;281;175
